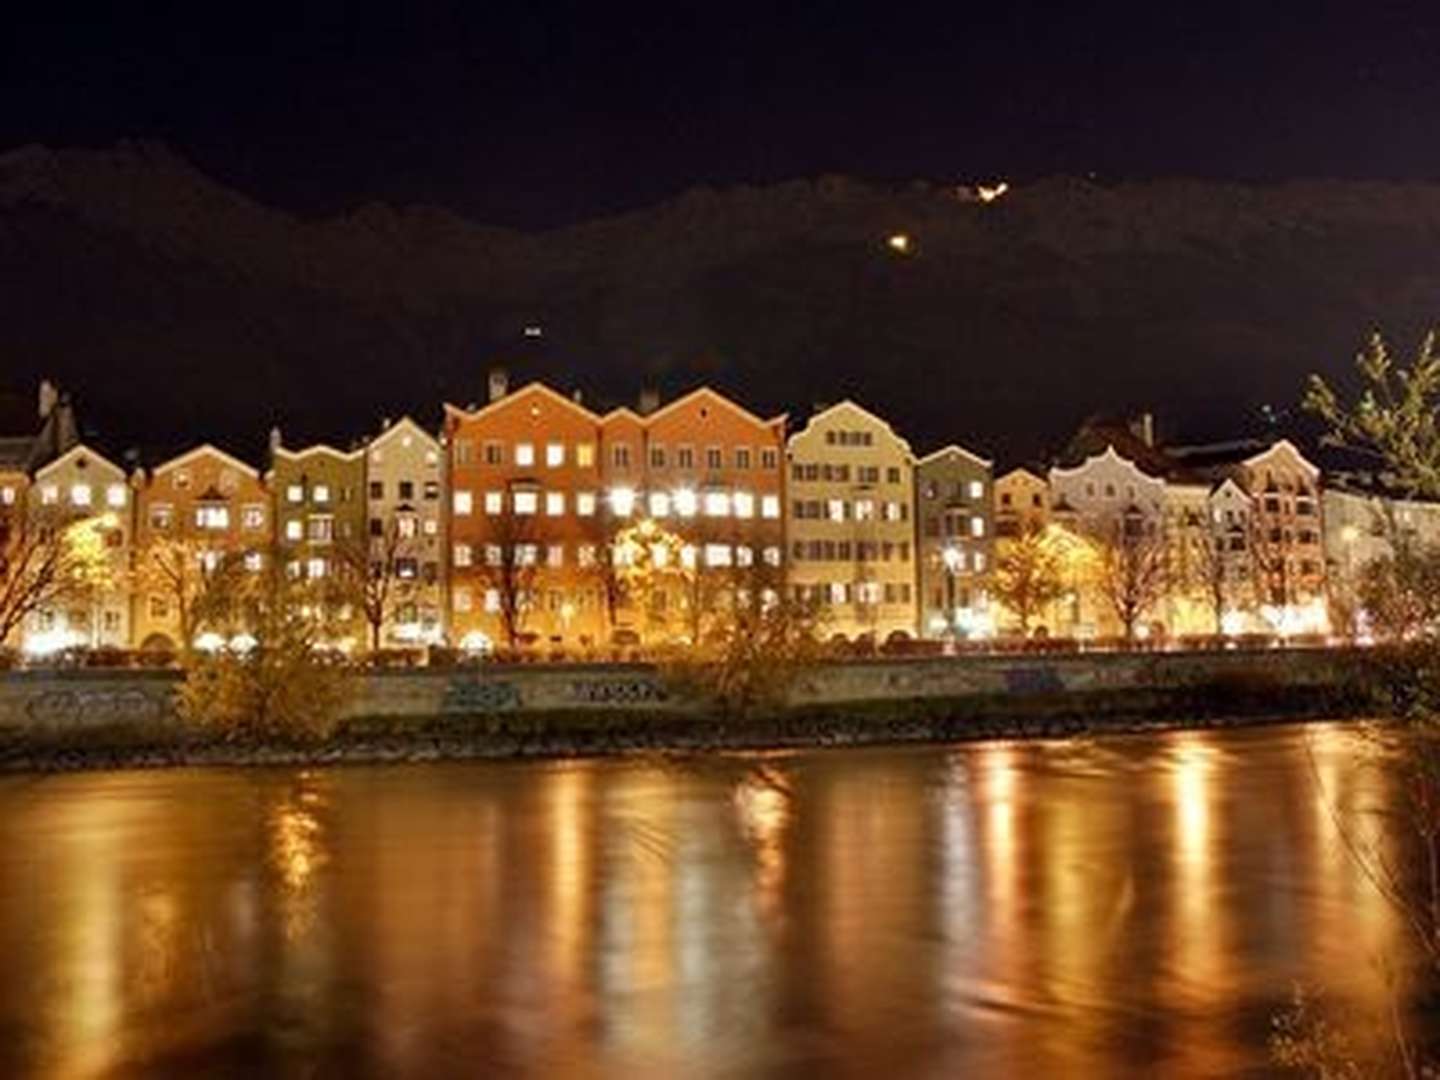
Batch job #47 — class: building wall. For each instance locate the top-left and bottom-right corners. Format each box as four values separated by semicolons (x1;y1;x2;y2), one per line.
993;468;1048;538
27;446;134;651
446;384;608;650
133;446;271;651
364;418;447;647
602;388;787;643
1048;446;1168;638
915;446;994;639
786;401;915;642
1234;441;1327;633
270;444;367;581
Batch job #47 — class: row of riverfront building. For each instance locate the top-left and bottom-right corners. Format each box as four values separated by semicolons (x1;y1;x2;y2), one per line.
0;371;1428;655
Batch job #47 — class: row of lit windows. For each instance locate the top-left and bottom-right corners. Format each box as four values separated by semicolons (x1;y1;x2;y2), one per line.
284;483;357;505
790;539;912;562
791;581;912;604
454;541;783;570
921;513;987;538
368;438;440;466
453;438;781;472
453;487;782;520
791;462;905;485
150;503;266;531
922;479;987;501
367;479;440;502
38;482;129;509
792;498;910;523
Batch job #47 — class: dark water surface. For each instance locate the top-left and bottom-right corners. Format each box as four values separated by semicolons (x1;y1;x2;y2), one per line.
0;723;1428;1077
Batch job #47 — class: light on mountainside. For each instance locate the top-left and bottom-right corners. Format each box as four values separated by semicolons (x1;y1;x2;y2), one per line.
887;233;911;254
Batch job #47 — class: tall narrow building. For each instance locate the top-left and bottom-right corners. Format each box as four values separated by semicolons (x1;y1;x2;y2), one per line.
785;401;916;645
914;444;994;640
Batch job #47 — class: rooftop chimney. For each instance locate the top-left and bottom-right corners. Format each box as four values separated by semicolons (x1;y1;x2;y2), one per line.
37;379;58;420
488;367;509;403
638;387;661;415
269;426;283;456
572;389;584;405
1129;412;1155;448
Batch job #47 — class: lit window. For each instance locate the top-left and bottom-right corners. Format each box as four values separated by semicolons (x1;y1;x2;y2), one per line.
285;520;303;541
884;501;902;521
308;517;333;542
397;515;418;539
199;550;222;573
736;545;754;567
313;484;330;504
484;490;503;514
578;544;597;568
577;492;597;516
681;545;698;570
674;489;698;518
854;499;875;521
974;552;987;572
0;486;13;505
761;495;780;519
733;492;754;518
763;545;781;566
244;551;263;572
546;492;566;516
242;505;265;529
485;544;502;566
969;480;984;499
453;543;473;567
425;449;438;465
827;499;846;522
70;484;92;508
546;443;565;467
454;587;472;613
423;517;438;536
651;543;672;568
515;443;535;466
650;492;671;517
106;484;127;508
196;505;230;529
287;484;304;503
704;492;731;517
516;544;539;566
453;490;473;515
483;589;501;613
609;487;636;516
971;516;985;537
40;485;58;505
513;491;538;515
547;544;564;567
150;504;173;529
830;582;848;605
576;443;595;467
307;557;327;579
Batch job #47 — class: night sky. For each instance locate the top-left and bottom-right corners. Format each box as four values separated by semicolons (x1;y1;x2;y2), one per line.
7;2;1440;229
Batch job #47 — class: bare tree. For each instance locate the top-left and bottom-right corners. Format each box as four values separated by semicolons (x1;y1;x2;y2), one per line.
0;505;114;649
990;520;1069;637
476;503;539;650
334;516;422;653
135;536;247;657
1095;514;1168;644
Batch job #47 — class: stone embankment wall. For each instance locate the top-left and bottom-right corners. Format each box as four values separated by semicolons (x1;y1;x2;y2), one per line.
0;647;1356;735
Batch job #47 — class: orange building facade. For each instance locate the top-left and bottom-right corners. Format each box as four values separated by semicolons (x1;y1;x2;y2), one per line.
133;445;273;651
444;379;786;652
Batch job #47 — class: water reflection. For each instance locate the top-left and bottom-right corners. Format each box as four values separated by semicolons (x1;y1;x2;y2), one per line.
0;723;1429;1076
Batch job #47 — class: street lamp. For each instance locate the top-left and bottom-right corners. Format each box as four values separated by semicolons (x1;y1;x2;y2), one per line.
941;544;963;652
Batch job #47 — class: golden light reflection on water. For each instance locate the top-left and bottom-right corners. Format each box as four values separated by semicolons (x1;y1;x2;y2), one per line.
0;724;1432;1077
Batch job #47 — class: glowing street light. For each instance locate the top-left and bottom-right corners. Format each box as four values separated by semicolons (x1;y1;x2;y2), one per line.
887;233;912;254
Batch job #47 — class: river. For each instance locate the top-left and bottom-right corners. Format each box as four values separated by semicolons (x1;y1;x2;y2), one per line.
0;722;1430;1077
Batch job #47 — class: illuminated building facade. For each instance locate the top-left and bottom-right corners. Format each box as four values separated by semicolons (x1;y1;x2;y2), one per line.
915;444;994;640
785;401;915;643
133;445;272;652
26;445;134;652
363;417;448;647
268;435;366;584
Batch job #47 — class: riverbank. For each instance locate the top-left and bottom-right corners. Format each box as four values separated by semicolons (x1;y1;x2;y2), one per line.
0;667;1372;773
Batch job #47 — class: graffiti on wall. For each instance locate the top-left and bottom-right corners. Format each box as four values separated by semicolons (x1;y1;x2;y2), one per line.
21;687;170;726
569;677;667;705
441;678;522;713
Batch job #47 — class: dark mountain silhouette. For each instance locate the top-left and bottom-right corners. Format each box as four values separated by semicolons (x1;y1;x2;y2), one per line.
2;139;1436;466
